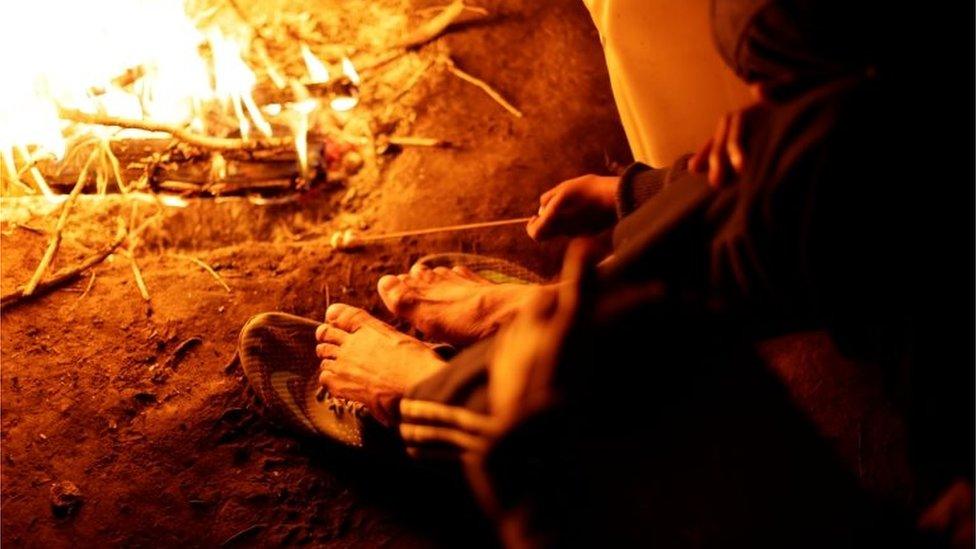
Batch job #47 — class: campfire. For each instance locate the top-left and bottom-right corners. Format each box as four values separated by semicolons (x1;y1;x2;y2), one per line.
0;0;520;309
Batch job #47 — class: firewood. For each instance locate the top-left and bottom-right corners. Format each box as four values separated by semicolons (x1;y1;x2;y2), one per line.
397;1;488;49
36;138;327;197
58;108;293;151
444;57;523;118
22;150;99;296
1;220;127;311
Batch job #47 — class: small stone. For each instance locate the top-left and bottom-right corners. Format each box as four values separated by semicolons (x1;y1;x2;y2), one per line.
50;481;83;517
330;229;362;251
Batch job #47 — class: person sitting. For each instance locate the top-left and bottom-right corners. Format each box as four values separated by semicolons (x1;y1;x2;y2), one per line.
239;0;972;545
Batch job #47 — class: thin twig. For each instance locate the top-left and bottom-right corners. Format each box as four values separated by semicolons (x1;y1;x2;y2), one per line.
393;58;434;101
444;58;523;118
126;203;151;302
79;271;97;300
22;150;98;296
128;250;150;301
67;271;98;313
416;4;489;17
169;254;232;292
397;1;480;49
15;145;54;197
11;223;47;236
59;108;292;152
355;49;408;74
101;140;128;193
387;136;449;148
1;220;126;310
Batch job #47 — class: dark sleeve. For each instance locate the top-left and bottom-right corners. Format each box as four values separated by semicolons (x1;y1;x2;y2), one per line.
605;76;905;347
397;339;497;461
405;338;492;414
615;154;695;218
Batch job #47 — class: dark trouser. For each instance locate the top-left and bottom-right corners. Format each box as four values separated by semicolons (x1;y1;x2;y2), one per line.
408;287;915;548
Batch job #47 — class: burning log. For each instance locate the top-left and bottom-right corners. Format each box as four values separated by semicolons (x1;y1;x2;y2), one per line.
35;138;329;198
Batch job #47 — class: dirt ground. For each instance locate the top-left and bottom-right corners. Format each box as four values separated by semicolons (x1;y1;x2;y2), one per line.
0;0;631;546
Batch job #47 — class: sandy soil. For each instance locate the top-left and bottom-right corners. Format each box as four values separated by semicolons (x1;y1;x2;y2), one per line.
0;0;630;546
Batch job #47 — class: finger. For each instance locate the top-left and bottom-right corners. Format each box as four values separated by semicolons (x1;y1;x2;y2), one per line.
539;186;558;207
316;343;340;359
688;138;713;174
409;262;429;277
708;115;730;187
527;212;557;242
726;111;745;173
526;215;543;241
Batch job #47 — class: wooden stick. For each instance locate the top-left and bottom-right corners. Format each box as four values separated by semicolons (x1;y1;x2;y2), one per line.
126;203;151;302
1;221;127;310
128;250;150;301
58;108;293;152
22;150;98;296
444;59;523;118
393;58;434;101
388;136;449;148
79;271;97;300
169;254;232;292
15;145;55;197
397;0;469;49
416;4;489;17
360;216;531;242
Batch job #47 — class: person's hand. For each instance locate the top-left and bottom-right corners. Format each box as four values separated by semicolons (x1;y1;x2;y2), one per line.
526;175;619;241
688;109;746;188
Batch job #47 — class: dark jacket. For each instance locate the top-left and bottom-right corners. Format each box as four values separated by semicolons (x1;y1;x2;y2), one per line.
404;0;973;545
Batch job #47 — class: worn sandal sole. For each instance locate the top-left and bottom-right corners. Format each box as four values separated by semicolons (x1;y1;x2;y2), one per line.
416;252;547;285
239;312;372;447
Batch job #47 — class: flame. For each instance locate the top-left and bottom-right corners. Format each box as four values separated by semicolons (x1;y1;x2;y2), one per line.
342;57;362;86
158;194;189;208
208;31;273;139
301;44;331;84
330;56;361;112
288;100;318;176
0;0;307;197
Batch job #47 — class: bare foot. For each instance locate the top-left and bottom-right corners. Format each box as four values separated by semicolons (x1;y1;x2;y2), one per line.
316;303;447;426
377;263;537;345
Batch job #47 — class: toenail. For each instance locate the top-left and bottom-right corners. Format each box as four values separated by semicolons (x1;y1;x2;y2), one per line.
326;303;344;321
